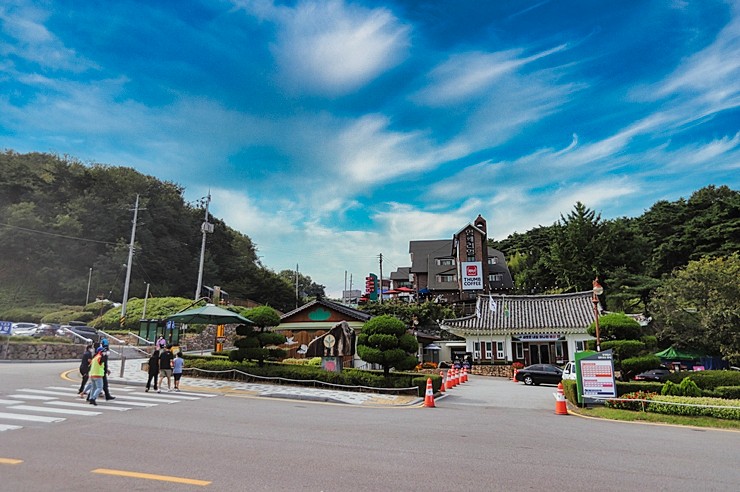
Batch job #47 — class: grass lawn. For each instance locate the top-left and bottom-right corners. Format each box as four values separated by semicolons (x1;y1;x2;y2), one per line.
570;405;740;430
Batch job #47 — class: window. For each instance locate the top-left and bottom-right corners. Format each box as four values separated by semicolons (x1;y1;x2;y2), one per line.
488;256;498;265
496;341;505;359
485;341;492;359
576;340;585;352
436;258;455;266
489;273;504;283
436;274;456;283
555;342;564;358
515;342;524;359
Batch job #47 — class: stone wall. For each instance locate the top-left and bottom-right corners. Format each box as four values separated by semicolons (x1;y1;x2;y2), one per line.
469;364;514;378
1;342;86;360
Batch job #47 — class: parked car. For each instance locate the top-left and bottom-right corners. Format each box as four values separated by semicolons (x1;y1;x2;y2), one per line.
33;323;61;337
11;322;39;336
562;361;577;380
515;364;563;385
633;368;671;382
60;325;100;344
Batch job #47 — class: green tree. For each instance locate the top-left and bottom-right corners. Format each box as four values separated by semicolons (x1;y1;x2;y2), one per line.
359;300;455;334
649;254;740;364
357;315;418;376
231;306;285;365
587;312;642;341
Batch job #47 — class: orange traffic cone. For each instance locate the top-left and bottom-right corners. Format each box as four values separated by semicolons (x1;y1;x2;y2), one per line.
439;370;446;393
555;382;568;415
423;378;435;407
452;367;458;387
512;368;518;382
446;369;454;390
462;367;468;383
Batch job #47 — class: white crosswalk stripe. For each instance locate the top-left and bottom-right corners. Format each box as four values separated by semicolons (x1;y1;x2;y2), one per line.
0;384;214;433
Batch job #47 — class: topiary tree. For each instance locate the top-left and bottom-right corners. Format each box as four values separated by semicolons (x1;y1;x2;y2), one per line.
588;313;642;341
230;306;285;365
356;315;418;377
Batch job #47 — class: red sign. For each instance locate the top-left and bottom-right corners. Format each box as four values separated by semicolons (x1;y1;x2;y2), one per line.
466;265;478;276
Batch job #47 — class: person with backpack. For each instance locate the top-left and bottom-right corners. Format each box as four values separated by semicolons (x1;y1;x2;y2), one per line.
78;344;93;398
145;348;160;392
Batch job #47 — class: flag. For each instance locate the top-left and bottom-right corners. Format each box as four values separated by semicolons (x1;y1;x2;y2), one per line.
475;296;481;318
489;295;496;313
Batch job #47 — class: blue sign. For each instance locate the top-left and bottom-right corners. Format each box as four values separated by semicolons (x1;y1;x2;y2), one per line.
0;321;12;335
166;320;175;330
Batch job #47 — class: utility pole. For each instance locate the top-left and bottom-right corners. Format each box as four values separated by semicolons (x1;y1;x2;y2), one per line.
141;283;150;319
85;267;93;306
121;194;140;328
194;193;213;300
379;253;383;305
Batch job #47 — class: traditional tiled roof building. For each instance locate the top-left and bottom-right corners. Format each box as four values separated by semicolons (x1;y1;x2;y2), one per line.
438;292;597;366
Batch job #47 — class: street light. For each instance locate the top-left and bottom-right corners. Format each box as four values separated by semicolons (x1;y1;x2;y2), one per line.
592;277;604;352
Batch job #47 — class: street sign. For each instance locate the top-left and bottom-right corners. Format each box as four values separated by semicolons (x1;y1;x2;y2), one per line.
166;320;175;330
323;334;336;349
216;336;226;344
0;321;11;335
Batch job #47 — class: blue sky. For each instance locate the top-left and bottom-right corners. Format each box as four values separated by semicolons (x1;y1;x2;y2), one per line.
1;0;739;298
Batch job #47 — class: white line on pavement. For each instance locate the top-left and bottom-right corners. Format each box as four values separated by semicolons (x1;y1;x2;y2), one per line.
45;401;131;411
0;424;24;431
8;405;101;417
0;412;65;423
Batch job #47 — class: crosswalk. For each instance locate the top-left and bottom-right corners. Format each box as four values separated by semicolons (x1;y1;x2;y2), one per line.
0;385;216;432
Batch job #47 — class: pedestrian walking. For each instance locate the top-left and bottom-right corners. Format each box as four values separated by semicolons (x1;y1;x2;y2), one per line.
172;351;184;391
145;348;160;392
78;344;93;397
156;335;166;350
157;345;174;392
88;347;106;406
99;339;115;401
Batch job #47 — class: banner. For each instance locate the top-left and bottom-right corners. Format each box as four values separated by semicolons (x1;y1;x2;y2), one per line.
461;261;483;290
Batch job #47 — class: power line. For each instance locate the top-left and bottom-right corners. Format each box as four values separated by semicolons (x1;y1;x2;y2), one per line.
0;222;118;246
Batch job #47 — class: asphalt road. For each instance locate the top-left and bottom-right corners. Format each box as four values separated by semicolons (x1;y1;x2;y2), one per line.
1;362;738;491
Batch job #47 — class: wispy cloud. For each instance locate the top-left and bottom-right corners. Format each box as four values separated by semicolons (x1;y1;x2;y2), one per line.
234;0;410;95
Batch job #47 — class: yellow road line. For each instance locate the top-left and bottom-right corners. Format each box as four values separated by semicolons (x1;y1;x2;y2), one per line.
91;468;211;486
61;369;76;381
0;458;23;465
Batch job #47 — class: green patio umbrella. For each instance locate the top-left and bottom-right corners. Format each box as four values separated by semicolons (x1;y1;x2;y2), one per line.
654;347;701;360
165;304;251;325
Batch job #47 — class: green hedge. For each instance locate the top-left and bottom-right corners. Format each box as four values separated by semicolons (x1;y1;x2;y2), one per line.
647;396;740;420
562;379;578;405
620;355;661;379
666;370;740;390
183;357;440;396
713;386;740;399
616;381;663;396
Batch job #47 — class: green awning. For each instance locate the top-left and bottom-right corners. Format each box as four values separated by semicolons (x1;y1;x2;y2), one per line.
654;347;701;360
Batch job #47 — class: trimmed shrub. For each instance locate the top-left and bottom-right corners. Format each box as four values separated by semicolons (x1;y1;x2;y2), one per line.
714;386;740;400
562;379;578;405
647;396;740;420
604;391;656;411
617;381;664;396
666;370;740;390
620;355;662;380
601;340;645;361
661;380;681;396
679;377;702;397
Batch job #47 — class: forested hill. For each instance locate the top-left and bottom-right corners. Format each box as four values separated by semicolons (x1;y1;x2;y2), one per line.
0;151;298;311
491;186;740;312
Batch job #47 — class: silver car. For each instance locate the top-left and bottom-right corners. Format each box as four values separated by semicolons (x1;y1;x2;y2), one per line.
11;322;39;336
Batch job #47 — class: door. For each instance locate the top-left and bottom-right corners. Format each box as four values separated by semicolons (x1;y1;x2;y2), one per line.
539;344;550;364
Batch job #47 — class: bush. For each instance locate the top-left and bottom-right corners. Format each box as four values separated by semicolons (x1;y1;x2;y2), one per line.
679;377;702;397
620;355;662;380
601;340;645;361
661;380;681;396
714;386;740;400
647;396;740;420
616;381;664;396
604;391;657;411
666;370;740;390
562;379;578;405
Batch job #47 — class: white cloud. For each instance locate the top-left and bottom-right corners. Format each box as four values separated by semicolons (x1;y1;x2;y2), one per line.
235;0;410;95
0;1;96;72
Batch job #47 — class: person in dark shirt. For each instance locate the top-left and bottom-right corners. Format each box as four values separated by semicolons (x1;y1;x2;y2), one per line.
157;345;174;392
78;344;93;397
145;348;160;392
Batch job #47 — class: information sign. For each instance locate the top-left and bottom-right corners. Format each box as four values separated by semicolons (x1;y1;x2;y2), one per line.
576;349;616;404
0;321;11;335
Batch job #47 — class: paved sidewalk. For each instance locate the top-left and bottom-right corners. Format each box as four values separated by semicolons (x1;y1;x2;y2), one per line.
106;358;421;407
